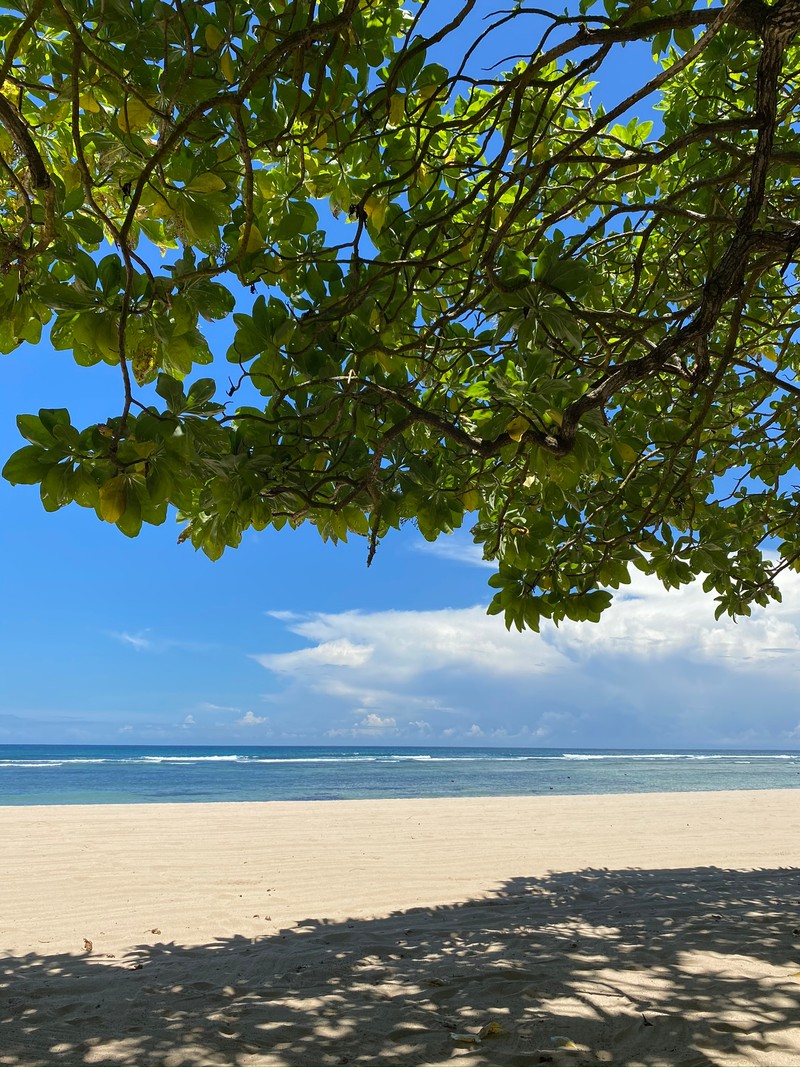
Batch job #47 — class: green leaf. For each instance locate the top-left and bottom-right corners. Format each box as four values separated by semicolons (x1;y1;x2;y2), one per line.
71;466;99;507
185;173;227;193
116;489;142;537
99;477;127;523
498;248;532;286
40;463;72;511
38;409;72;436
16;414;54;447
187;378;216;407
2;445;47;484
181;198;220;245
156;375;186;413
98;255;124;295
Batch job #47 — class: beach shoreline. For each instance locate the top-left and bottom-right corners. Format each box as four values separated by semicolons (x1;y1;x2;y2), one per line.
2;790;799;1065
3;744;800;806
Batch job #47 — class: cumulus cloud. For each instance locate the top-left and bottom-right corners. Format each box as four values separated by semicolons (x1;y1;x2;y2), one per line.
552;574;800;668
358;713;396;730
408;719;432;732
236;711;267;727
257;607;562;683
182;715;196;729
253;569;800;748
327;712;398;739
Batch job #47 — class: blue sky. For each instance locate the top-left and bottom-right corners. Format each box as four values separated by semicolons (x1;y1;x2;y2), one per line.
2;6;799;750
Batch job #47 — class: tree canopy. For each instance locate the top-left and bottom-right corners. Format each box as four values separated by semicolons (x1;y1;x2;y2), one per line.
3;0;800;630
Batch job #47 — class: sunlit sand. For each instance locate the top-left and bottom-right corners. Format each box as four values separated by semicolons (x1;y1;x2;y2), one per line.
1;791;799;1065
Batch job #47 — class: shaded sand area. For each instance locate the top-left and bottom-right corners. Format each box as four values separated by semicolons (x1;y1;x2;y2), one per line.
1;791;800;1066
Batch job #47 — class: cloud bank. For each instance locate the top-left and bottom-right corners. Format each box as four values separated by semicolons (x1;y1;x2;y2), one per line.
252;569;800;749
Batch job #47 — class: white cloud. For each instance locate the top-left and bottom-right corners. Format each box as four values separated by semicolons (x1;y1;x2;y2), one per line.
112;630;152;651
182;714;196;729
236;711;267;726
109;631;216;656
327;712;398;738
319;680;454;713
552;571;800;669
259;607;562;682
255;637;373;674
358;713;396;730
414;536;493;568
253;569;800;748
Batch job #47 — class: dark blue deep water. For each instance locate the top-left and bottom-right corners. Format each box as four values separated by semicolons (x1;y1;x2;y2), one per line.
1;745;799;805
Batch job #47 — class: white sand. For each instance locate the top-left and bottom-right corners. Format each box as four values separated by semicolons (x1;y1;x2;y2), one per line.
1;790;799;1065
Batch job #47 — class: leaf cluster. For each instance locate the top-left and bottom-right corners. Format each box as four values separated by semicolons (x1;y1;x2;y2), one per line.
3;0;800;627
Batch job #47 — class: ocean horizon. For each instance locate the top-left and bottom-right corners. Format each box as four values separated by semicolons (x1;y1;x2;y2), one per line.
1;744;799;805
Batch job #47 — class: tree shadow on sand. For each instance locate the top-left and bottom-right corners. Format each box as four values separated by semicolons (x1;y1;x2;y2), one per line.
2;865;800;1066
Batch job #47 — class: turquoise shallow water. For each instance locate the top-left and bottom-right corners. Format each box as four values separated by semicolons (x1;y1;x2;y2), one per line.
1;745;799;804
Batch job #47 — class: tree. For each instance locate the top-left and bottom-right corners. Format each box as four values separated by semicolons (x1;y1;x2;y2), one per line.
2;0;800;630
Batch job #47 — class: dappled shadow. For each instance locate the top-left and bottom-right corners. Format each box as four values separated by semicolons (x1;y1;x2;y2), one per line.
2;865;800;1065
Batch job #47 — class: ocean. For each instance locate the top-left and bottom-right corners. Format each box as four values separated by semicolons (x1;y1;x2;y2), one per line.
1;745;799;805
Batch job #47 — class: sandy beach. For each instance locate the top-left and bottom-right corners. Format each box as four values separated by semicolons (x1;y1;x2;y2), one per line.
1;789;799;1066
